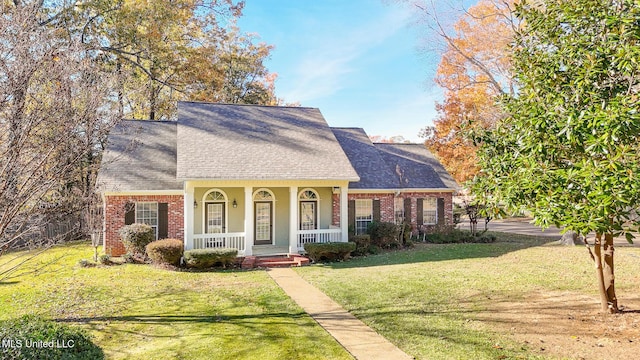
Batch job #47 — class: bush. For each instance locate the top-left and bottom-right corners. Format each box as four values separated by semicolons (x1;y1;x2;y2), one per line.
77;259;95;268
367;221;401;248
424;224;497;244
304;242;356;262
0;315;104;360
119;223;155;256
98;254;111;265
146;239;184;266
349;235;371;256
122;253;135;264
183;248;237;269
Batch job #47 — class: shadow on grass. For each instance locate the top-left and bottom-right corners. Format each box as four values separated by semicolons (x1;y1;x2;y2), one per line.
321;232;559;269
55;312;308;326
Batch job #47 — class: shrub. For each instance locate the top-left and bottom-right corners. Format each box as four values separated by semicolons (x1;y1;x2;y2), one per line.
146;238;184;266
349;235;371;256
424;224;496;244
0;315;104;360
118;223;154;256
122;253;135;264
183;248;237;269
304;242;356;262
98;254;111;265
77;259;94;268
367;221;401;248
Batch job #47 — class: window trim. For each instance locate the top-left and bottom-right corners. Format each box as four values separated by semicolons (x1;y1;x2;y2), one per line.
202;189;229;234
355;199;373;235
422;198;438;225
135;201;159;240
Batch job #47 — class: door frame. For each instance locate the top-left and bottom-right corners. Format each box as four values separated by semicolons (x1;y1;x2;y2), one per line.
254;201;273;245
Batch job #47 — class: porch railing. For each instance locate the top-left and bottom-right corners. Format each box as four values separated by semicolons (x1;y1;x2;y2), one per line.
297;228;343;251
192;232;246;255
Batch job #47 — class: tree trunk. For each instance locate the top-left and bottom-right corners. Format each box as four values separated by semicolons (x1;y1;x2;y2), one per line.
593;233;618;313
603;233;618;313
593;233;609;313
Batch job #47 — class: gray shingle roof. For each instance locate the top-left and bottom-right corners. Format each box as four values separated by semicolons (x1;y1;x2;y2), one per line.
332;127;458;190
176;102;359;181
331;128;398;189
375;143;459;190
97;120;182;192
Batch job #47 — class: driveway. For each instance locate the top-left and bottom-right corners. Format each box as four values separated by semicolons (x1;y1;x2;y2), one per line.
464;218;640;247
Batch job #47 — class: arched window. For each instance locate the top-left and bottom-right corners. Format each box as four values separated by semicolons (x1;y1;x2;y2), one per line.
202;189;228;234
253;189;274;201
298;189;318;201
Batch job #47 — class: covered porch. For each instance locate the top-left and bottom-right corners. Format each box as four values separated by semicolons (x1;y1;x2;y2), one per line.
183;180;350;256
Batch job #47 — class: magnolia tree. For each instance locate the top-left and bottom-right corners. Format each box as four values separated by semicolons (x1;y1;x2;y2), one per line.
0;2;120;273
471;0;640;313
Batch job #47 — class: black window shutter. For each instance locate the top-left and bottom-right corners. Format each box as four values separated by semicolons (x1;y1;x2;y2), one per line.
348;200;355;229
437;198;445;225
416;198;424;226
124;202;135;225
158;203;168;239
403;198;411;224
373;199;381;222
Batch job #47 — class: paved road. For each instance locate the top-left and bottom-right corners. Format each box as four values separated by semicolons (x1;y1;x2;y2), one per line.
470;218;640;246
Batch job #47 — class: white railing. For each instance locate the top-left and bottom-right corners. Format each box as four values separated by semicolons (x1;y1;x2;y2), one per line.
297;229;343;251
192;232;245;255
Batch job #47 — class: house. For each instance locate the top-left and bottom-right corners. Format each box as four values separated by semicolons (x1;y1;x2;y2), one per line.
97;102;458;256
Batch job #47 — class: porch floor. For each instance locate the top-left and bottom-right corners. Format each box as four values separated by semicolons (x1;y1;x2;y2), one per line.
251;245;290;256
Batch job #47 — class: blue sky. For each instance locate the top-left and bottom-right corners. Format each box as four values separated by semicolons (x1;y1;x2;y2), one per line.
237;0;450;142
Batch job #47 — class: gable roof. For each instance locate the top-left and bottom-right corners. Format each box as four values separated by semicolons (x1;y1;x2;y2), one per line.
374;143;459;190
97;120;182;192
330;128;398;189
332;127;458;190
176;102;359;181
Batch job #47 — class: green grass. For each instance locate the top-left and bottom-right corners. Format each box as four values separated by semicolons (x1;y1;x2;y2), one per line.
295;232;640;360
0;242;352;360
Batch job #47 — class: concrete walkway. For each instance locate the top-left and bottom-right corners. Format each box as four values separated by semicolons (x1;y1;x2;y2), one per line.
267;268;414;360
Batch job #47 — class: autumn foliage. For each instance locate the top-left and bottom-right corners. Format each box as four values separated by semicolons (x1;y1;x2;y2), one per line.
423;0;515;183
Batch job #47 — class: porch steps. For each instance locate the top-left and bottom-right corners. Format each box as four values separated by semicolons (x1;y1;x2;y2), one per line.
248;255;310;269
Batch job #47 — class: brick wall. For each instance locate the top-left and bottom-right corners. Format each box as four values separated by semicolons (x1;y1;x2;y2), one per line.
103;195;184;256
330;191;454;229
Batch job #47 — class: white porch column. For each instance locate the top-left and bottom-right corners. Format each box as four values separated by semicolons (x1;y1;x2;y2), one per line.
184;182;195;250
289;186;298;254
244;186;253;256
340;185;349;242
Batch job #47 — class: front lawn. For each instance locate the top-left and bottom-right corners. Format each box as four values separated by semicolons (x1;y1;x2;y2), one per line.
0;243;351;360
296;233;640;360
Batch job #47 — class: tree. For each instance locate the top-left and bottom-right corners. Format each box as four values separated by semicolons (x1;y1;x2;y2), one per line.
0;1;119;273
471;0;640;313
408;0;516;183
77;0;277;120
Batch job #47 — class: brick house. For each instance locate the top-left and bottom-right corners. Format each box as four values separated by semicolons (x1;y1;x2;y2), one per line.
97;102;458;256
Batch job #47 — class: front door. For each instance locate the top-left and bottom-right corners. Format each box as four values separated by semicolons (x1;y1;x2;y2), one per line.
206;203;225;233
254;202;272;245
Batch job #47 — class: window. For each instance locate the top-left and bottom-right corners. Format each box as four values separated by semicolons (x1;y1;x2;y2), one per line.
394;197;405;224
422;198;437;225
136;202;158;239
355;199;373;235
299;189;319;231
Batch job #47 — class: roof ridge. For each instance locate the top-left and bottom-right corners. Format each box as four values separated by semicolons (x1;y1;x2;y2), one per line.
178;100;318;110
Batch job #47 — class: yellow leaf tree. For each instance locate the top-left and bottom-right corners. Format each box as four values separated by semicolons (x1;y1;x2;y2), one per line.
418;0;516;183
